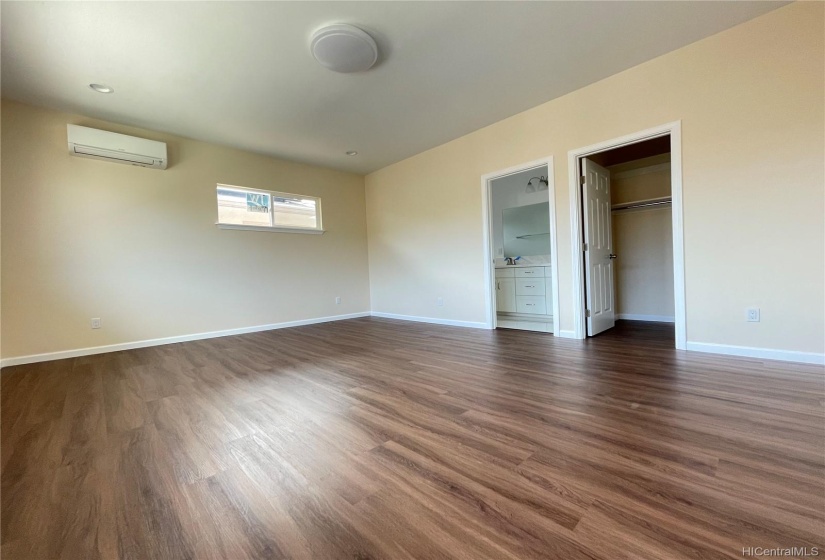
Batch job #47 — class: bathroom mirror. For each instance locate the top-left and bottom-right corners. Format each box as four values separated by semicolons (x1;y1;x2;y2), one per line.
502;202;551;258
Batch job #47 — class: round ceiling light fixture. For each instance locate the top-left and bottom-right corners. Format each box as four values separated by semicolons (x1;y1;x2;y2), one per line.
89;83;114;94
345;150;358;156
310;24;378;73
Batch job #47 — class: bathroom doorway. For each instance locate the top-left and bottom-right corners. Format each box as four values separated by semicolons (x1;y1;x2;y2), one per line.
481;157;560;333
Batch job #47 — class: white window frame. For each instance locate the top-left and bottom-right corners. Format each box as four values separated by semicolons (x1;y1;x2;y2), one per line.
215;184;324;234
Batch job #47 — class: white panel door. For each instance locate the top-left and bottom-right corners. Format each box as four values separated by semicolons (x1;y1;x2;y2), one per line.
582;158;616;335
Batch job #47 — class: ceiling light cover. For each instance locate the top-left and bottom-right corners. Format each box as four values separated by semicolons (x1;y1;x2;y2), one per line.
89;83;114;93
311;24;378;73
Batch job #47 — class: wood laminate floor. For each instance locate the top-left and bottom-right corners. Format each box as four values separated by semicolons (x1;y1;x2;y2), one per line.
2;318;823;559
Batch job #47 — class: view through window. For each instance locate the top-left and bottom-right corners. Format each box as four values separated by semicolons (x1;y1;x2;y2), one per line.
217;185;321;231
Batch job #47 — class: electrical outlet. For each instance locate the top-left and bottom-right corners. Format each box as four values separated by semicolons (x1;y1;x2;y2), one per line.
436;297;444;307
335;296;341;305
746;308;760;322
91;318;102;329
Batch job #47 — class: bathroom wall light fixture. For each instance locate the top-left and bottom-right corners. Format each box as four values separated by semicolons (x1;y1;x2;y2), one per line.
526;176;549;192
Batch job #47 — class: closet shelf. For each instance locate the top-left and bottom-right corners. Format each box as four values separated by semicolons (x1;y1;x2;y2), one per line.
611;196;672;212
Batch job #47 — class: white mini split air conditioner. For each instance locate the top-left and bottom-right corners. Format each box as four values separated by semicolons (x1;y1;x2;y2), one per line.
67;124;168;169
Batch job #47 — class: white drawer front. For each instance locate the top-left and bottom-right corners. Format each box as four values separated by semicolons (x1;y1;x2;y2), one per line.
514;267;545;278
516;278;546;296
495;268;515;278
516;295;546;314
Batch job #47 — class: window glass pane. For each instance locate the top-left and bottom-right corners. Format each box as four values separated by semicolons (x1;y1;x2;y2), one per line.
217;188;271;226
273;196;318;229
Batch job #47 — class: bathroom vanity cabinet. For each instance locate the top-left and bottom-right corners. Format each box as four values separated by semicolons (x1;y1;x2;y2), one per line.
495;266;554;332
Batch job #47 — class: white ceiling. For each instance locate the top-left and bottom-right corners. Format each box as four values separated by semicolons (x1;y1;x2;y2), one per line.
1;1;785;174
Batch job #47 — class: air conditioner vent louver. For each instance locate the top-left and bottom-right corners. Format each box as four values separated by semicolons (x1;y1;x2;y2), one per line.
72;145;159;166
67;125;167;169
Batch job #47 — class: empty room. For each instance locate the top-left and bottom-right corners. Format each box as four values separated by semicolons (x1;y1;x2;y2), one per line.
1;2;823;559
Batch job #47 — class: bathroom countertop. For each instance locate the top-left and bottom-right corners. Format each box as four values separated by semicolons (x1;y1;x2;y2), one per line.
494;263;552;269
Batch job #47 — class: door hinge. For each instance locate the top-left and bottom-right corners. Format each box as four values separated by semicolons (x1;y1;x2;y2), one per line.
582;243;588;252
580;176;586;185
586;309;591;318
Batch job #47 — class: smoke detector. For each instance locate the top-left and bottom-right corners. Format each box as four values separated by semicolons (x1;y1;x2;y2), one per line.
310;24;378;73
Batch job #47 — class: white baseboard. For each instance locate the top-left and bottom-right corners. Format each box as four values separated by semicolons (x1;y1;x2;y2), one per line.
7;312;820;369
686;341;825;366
617;314;675;323
556;329;579;339
0;312;371;368
370;312;489;330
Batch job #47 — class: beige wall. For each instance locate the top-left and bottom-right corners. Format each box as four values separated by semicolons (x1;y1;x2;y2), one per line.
1;101;370;359
609;157;674;320
608;154;671;205
366;3;824;354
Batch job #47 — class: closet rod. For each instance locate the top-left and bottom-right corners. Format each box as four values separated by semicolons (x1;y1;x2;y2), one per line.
611;196;672;212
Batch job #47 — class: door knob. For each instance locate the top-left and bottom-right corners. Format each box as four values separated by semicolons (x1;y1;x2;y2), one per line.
608;254;618;259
